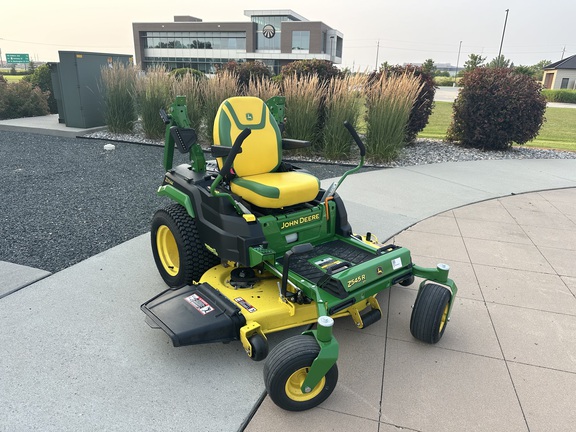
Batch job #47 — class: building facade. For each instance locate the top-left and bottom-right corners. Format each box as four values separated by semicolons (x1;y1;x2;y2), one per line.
132;10;343;74
542;54;576;90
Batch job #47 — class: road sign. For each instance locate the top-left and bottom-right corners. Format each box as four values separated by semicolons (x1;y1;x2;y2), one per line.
6;53;30;64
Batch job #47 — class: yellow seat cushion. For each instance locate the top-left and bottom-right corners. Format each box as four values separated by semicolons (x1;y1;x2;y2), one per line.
231;172;320;209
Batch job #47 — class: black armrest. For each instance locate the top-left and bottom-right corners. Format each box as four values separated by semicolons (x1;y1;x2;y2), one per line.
210;145;243;158
282;138;311;150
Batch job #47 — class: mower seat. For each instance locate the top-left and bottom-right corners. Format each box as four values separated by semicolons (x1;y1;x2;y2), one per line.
213;96;320;209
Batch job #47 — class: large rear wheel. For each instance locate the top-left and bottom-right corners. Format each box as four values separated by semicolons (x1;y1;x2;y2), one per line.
151;204;219;288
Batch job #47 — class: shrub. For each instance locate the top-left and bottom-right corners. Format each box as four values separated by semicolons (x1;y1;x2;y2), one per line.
321;74;366;160
21;65;58;114
542;89;576;104
169;67;204;81
201;71;238;144
100;63;138;133
135;65;174;139
365;73;423;163
0;75;6;85
282;74;325;150
218;61;271;93
434;76;457;87
370;64;436;142
281;59;342;82
0;80;50;119
172;71;205;136
447;67;547;150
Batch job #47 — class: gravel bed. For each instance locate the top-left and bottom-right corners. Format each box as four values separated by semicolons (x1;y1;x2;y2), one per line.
2;127;574;274
85;127;576;167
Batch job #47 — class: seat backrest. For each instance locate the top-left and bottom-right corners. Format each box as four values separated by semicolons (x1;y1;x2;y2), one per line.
213;96;282;178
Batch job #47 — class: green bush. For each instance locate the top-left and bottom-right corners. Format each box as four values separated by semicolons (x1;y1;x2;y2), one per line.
370;65;437;143
21;65;57;114
281;59;342;82
542;89;576;104
100;63;138;134
218;61;271;93
434;76;457;87
321;74;366;160
365;73;423;162
136;65;174;139
447;67;547;150
169;67;205;81
0;80;50;119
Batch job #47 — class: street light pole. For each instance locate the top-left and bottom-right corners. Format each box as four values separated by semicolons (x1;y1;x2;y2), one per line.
454;40;462;86
375;40;380;71
498;9;510;67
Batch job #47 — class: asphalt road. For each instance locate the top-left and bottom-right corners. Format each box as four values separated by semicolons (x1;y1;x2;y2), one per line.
0;131;372;273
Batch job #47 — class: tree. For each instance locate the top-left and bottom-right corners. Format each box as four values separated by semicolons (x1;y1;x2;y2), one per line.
28;61;36;73
488;55;512;68
422;58;437;75
463;54;486;72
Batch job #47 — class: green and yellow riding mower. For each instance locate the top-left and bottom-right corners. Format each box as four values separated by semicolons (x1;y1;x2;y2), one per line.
142;95;458;411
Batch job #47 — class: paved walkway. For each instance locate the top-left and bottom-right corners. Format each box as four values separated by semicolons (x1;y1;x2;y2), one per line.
1;117;576;431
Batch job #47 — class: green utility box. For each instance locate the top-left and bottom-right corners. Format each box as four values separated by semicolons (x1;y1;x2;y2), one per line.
50;51;133;128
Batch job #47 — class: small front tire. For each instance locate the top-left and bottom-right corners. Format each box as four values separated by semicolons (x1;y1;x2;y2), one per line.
264;335;338;411
410;283;451;344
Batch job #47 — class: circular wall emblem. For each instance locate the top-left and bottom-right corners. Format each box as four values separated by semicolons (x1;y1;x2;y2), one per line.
262;24;276;39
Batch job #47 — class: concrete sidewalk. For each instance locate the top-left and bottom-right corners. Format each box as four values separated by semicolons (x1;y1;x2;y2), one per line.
1;158;576;431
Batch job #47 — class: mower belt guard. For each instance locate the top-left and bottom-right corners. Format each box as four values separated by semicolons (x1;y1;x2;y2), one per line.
141;283;246;347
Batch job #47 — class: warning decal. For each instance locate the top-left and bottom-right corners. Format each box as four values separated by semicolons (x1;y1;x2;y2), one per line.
235;297;257;313
391;257;403;270
184;293;214;315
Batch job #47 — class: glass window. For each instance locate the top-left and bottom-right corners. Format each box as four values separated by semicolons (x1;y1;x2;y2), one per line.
292;31;310;51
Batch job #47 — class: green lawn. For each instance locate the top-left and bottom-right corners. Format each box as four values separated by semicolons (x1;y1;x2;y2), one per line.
3;75;24;82
419;101;576;151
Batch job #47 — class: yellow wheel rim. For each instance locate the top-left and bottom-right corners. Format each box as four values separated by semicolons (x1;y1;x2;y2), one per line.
439;303;449;333
156;225;179;276
285;368;325;402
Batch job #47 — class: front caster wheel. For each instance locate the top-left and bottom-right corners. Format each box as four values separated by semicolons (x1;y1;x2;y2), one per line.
410;283;451;344
264;335;338;411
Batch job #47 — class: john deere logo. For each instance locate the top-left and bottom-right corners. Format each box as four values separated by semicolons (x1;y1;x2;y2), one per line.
262;24;275;39
376;266;383;275
246;113;253;121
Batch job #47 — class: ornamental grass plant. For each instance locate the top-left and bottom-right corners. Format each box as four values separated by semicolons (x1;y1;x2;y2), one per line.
245;76;281;103
100;63;138;133
282;74;325;151
322;74;367;160
135;65;174;139
201;71;238;144
172;71;205;135
365;73;423;162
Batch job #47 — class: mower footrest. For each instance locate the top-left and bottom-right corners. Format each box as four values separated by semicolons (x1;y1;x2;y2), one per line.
141;283;246;347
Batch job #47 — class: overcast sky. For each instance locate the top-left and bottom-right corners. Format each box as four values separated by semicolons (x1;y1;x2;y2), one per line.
2;0;574;69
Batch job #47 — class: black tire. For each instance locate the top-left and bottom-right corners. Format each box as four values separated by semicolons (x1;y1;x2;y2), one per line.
410;283;451;344
248;334;269;362
264;335;338;411
151;204;220;288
